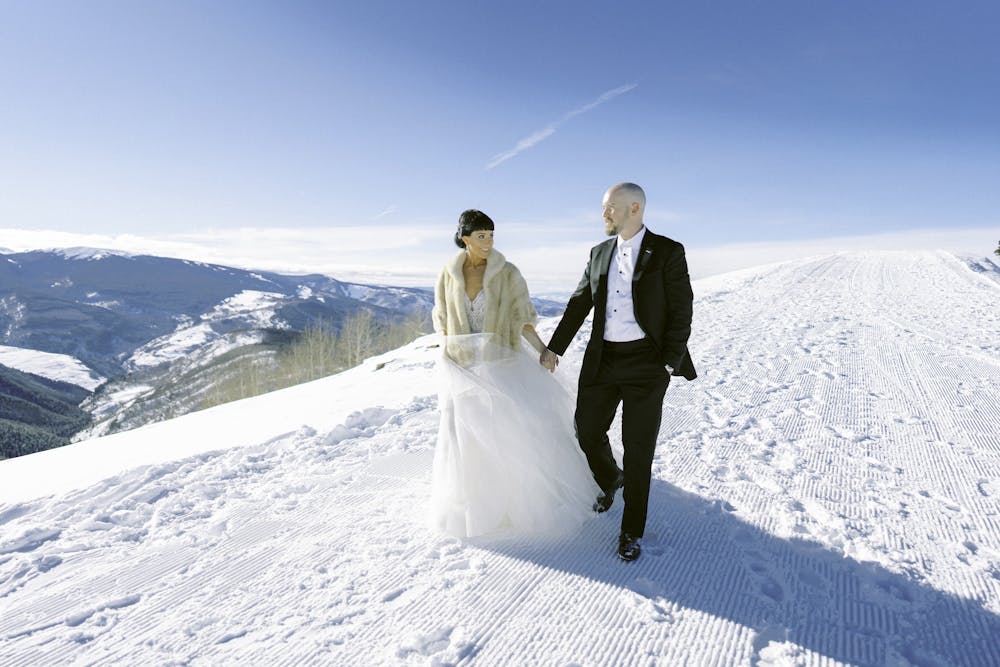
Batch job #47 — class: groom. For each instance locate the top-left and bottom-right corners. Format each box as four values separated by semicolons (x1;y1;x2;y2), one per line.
541;182;695;561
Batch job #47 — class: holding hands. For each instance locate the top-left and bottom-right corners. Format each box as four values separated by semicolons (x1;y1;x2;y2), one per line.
539;348;559;372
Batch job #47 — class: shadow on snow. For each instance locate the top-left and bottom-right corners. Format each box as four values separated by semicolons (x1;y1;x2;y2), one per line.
472;478;1000;667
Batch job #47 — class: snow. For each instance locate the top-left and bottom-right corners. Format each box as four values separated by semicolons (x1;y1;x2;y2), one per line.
0;346;104;391
957;253;1000;287
1;250;999;665
126;292;287;371
127;323;218;370
85;299;122;311
249;272;279;287
201;290;287;328
48;247;134;261
84;384;156;419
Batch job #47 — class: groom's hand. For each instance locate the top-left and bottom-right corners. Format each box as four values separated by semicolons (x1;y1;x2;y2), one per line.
540;348;559;372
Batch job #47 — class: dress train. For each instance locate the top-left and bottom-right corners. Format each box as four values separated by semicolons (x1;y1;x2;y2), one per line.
429;333;600;538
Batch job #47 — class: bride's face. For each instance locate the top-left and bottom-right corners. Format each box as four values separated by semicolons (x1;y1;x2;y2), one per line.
462;229;494;261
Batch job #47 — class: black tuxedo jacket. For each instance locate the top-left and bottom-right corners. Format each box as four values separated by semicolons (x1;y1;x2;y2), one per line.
548;229;696;382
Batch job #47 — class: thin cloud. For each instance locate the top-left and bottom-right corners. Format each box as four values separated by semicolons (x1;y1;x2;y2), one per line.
486;83;638;170
371;205;397;220
485;128;557;170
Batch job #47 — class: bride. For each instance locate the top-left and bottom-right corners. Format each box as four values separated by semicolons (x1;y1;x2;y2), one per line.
429;209;600;538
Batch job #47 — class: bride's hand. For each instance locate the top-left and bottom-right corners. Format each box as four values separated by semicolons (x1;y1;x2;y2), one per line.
540;349;559;372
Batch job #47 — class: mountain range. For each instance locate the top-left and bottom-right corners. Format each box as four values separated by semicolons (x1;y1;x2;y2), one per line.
1;248;434;376
0;248;565;453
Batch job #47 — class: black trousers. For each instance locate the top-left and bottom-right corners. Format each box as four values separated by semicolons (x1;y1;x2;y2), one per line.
575;338;670;537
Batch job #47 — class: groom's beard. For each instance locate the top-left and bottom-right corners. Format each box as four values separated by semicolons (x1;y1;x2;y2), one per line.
604;219;619;236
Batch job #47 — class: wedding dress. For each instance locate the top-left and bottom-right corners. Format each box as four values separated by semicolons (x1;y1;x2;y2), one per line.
429;291;600;538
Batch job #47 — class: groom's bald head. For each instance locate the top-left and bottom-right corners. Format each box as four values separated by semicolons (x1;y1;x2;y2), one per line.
602;182;646;237
607;182;645;212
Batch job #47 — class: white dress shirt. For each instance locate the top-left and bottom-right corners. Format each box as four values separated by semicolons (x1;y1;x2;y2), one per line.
604;226;647;342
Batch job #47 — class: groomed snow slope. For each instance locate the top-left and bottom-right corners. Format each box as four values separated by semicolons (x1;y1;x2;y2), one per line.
0;346;105;391
1;250;999;666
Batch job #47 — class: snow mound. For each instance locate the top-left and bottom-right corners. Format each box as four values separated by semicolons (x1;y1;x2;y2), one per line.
957;253;1000;286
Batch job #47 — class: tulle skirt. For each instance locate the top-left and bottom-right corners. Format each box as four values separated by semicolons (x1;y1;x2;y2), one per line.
429;333;600;538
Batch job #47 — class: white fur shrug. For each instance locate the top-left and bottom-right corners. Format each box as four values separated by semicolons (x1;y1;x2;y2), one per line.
432;249;538;349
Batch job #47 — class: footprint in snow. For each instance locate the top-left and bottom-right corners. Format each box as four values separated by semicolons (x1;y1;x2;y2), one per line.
391;625;477;663
640;531;668;556
916;489;965;513
443;558;470;572
752;442;776;464
796;569;826;589
872;576;915;604
708;499;737;514
977;478;998;498
32;553;62;574
380;587;407;603
436;541;463;557
825;424;859;440
744;557;786;604
64;594;142;627
626;577;674;623
0;503;34;526
0;527;62;555
893;415;925;426
757;575;785;603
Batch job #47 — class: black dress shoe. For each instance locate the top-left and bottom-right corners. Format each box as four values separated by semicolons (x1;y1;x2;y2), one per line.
618;532;641;561
593;472;625;513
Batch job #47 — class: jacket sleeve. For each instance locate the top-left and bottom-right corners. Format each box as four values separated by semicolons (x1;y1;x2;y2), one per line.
432;268;448;334
509;266;538;330
660;242;693;368
547;252;595;355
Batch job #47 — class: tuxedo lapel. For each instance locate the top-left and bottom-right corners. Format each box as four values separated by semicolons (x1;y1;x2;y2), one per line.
632;232;655;283
593;239;615;295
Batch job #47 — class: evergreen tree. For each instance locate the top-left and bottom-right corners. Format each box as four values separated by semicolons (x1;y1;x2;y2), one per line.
0;419;68;458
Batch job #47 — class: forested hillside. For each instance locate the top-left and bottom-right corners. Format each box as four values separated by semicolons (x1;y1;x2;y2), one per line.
0;365;90;458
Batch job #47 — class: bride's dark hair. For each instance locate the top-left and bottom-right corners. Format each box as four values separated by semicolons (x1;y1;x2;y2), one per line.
454;209;495;248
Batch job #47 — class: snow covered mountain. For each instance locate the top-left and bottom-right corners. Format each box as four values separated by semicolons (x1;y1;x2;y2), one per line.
0;248;441;448
1;248;569;447
0;248;435;378
1;250;999;665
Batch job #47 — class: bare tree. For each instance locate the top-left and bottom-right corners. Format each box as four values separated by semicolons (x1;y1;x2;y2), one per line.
200;307;429;410
338;309;378;368
280;320;339;384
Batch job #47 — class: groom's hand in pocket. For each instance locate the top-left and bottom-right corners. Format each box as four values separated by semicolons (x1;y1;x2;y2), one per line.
540;348;559;372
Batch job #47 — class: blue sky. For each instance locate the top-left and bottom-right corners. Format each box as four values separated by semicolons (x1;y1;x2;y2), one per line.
1;1;998;288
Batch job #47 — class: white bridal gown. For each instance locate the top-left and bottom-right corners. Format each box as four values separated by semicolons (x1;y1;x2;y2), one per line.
429;291;600;538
